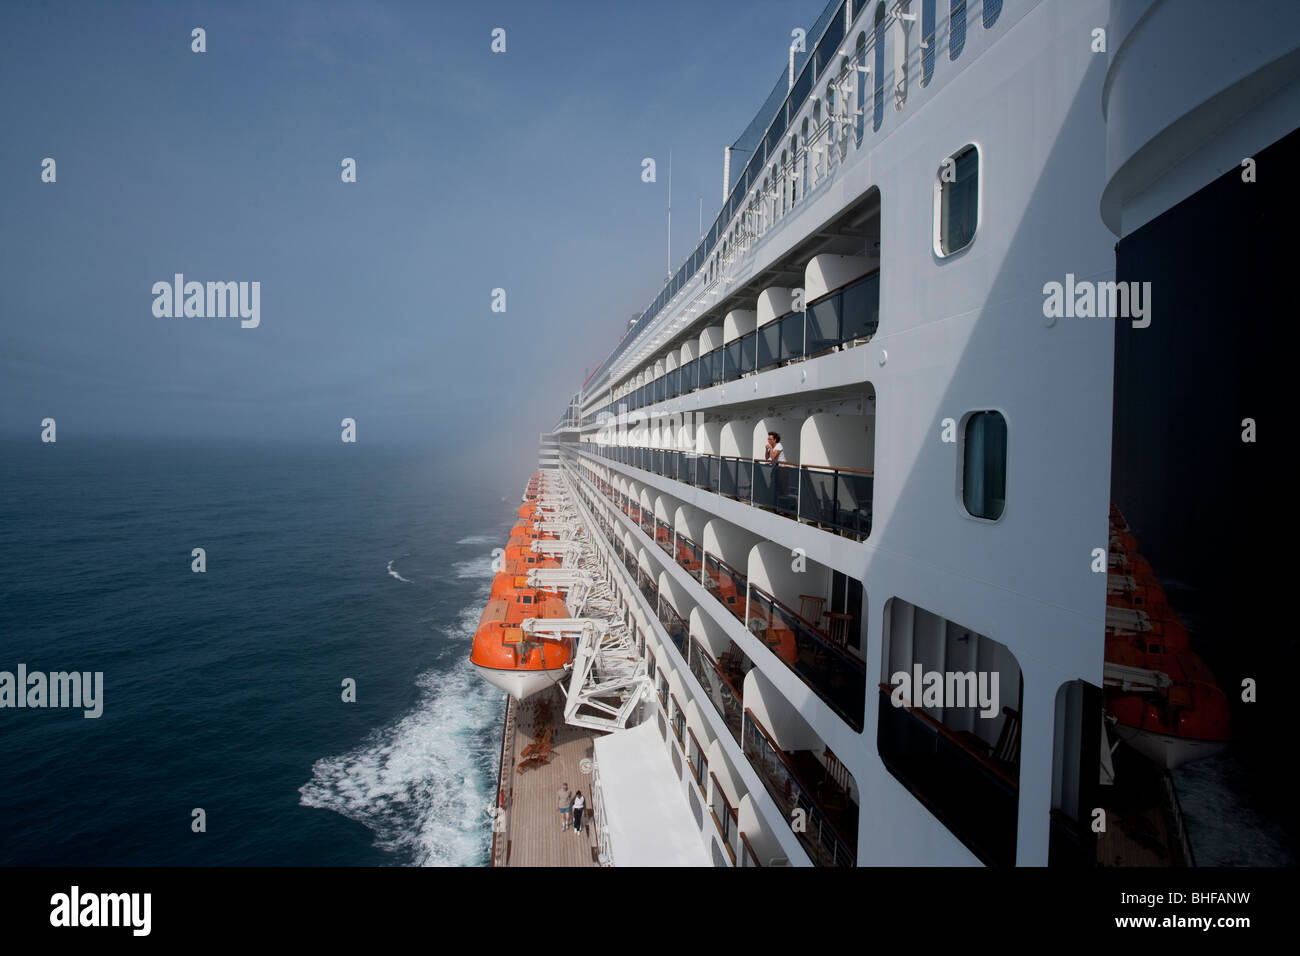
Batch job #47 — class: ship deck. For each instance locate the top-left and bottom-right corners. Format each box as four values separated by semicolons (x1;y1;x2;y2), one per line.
494;686;600;867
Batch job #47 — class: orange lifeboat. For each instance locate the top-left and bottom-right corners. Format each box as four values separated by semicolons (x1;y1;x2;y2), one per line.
496;544;561;576
470;584;572;698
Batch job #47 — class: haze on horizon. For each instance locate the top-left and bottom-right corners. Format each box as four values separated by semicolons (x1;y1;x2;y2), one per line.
0;0;805;480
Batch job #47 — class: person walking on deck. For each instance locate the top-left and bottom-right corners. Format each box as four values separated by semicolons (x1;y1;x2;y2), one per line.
557;783;573;831
572;790;586;834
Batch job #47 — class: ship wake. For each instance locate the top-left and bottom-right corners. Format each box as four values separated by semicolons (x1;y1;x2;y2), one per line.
299;553;504;866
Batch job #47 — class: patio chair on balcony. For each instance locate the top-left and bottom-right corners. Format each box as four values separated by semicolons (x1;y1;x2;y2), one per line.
825;612;853;648
956;706;1022;777
798;595;826;629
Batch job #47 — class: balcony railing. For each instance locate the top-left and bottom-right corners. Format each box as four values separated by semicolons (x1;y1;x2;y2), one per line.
592;445;872;542
743;709;857;867
797;466;873;538
590;272;880;419
675;533;704;578
688;637;745;745
653;517;673;556
702;553;748;622
875;685;1019;867
752;461;800;518
747;585;866;732
687;728;708;787
635;566;659;617
657;597;688;656
709;771;741;864
718;455;753;500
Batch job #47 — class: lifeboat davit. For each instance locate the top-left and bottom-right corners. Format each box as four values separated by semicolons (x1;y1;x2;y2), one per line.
498;544;561;575
470;584;572;699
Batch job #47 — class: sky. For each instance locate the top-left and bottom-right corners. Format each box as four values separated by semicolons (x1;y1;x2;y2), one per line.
0;0;817;479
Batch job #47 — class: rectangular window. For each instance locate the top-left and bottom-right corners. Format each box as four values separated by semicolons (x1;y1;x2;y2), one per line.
963;410;1007;519
950;0;966;59
939;145;978;255
921;0;936;86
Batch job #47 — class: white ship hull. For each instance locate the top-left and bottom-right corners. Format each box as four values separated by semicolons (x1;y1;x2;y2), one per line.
473;664;567;700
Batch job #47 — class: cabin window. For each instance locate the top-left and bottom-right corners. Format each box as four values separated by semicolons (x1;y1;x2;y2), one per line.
855;32;868;147
937;144;978;255
962;410;1007;520
873;5;886;132
921;0;936;86
521;595;533;604
950;0;966;59
983;0;1001;28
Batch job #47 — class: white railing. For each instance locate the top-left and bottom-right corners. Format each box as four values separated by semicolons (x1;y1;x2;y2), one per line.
592;0;989;409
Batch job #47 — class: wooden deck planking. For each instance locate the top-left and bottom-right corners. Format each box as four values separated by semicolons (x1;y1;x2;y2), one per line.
501;686;599;867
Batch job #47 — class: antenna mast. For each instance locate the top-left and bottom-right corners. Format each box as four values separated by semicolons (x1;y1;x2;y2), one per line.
666;149;672;280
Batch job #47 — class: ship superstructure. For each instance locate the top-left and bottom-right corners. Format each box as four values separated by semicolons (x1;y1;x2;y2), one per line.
481;0;1299;867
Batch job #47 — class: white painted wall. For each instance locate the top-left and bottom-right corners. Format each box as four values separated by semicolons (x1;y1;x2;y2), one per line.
806;253;872;300
723;309;757;343
799;411;875;471
748;541;832;616
757;287;794;326
720;419;755;458
702;519;760;572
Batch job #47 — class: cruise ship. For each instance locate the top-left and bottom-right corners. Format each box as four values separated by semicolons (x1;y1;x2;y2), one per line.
478;0;1298;867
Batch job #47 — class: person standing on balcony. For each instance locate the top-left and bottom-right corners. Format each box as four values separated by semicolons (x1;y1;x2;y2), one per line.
765;431;789;506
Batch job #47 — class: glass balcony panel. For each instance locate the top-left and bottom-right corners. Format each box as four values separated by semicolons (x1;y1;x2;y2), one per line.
743;710;857;867
688;638;744;745
778;311;805;362
757;324;780;371
876;686;1018;867
806;294;842;355
724;340;742;382
703;553;747;622
753;461;799;517
840;273;880;342
746;584;866;731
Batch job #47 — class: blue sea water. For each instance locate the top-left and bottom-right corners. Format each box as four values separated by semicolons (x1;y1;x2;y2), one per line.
0;440;514;866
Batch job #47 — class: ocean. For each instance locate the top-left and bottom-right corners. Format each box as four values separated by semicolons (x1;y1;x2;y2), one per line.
0;440;512;866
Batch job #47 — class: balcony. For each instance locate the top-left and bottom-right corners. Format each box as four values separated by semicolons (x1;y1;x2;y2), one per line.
687;637;748;744
797;466;873;538
709;771;741;864
591;446;873;542
653;518;673;556
875;685;1019;867
675;533;704;576
743;709;857;867
634;564;658;614
718;456;753;500
747;585;866;731
702;553;748;622
657;596;689;656
752;461;800;518
593;272;880;418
